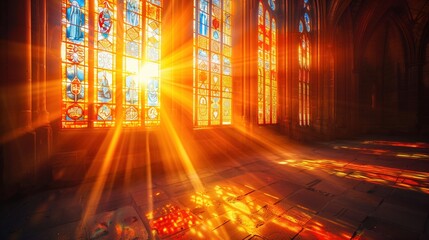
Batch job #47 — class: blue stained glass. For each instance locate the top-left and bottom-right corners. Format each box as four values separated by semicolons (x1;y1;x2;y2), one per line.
98;71;112;102
299;20;303;33
66;65;84;81
212;54;220;64
213;0;220;6
125;76;138;104
223;57;231;66
126;42;139;57
126;0;139;26
150;0;161;6
147;79;159;106
304;13;311;32
200;0;209;12
199;12;209;36
213;30;220;40
66;0;85;42
268;0;275;11
198;49;208;61
304;0;308;3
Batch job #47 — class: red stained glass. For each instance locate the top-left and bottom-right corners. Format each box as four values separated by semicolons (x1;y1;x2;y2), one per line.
258;1;277;125
194;0;233;126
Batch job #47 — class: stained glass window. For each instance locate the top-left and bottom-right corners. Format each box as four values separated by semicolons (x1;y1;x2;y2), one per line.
94;0;116;127
193;0;232;127
258;1;277;124
268;0;275;11
61;0;162;128
299;0;311;126
144;0;161;126
123;0;142;127
62;0;89;128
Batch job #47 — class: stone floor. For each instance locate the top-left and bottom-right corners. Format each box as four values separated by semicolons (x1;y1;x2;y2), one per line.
1;136;429;239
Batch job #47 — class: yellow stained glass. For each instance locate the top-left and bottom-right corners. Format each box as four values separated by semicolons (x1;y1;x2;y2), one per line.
194;0;232;127
257;1;277;124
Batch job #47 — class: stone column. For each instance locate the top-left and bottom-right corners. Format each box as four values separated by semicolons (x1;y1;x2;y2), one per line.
1;0;37;199
32;0;52;185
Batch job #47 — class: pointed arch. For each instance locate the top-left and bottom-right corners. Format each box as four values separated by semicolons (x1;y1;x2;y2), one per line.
258;0;278;124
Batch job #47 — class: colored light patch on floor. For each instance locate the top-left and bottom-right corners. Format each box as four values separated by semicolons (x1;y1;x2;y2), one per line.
277;158;429;194
84;206;148;240
362;140;429;149
148;204;200;238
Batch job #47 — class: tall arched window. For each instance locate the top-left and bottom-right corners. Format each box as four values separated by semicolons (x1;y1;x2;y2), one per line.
61;0;162;128
298;0;311;126
193;0;232;127
258;0;277;124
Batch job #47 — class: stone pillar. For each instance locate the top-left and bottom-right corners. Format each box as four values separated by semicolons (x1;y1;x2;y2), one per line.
32;0;52;185
1;0;36;199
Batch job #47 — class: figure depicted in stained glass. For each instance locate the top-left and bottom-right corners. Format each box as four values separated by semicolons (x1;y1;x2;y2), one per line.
98;72;112;101
126;0;139;26
126;76;138;104
66;0;85;42
147;80;159;106
99;1;113;39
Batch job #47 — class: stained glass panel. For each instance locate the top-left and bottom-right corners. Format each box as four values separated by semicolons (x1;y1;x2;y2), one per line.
93;0;116;127
123;0;142;127
62;0;89;128
299;0;311;126
257;1;277;125
62;0;162;129
268;0;275;11
145;0;162;126
194;0;232;127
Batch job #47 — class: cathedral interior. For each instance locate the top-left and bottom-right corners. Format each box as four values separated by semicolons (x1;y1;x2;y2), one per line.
1;0;429;239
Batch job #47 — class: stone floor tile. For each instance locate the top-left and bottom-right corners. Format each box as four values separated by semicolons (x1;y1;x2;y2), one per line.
229;172;278;190
258;180;302;200
245;190;282;205
23;221;85;240
357;217;421;240
212;220;252;240
131;188;169;207
297;216;356;240
253;215;302;240
287;189;332;214
335;189;383;214
318;201;367;228
385;188;429;212
280;206;314;227
374;202;428;233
